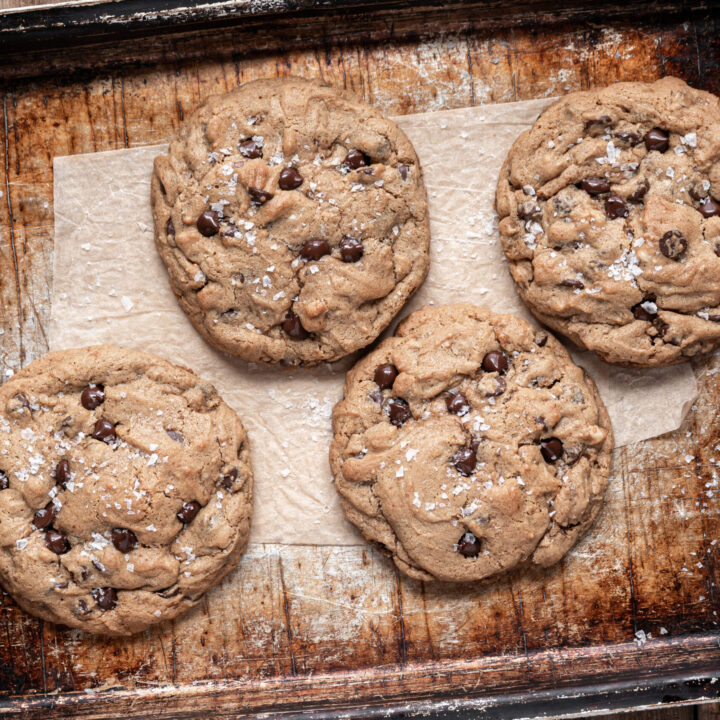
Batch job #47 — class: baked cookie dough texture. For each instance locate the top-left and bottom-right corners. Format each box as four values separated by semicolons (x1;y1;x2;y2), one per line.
152;77;430;366
497;77;720;367
0;346;253;635
331;305;613;583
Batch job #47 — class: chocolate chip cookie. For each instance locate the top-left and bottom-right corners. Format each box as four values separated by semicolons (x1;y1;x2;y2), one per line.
0;346;253;635
152;77;430;366
496;77;720;366
330;304;613;583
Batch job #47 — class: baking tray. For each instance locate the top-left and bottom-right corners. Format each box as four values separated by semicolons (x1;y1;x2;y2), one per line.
1;1;720;718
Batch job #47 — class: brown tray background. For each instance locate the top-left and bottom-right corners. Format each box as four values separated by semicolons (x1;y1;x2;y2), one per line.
1;1;720;718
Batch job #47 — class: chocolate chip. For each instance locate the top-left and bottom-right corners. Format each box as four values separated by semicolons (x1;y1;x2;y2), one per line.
342;149;369;171
559;278;584;289
221;468;238;491
386;398;411;426
278;167;303;190
699;197;720;218
579;177;611;195
688;183;707;201
0;471;7;490
92;587;117;611
239;138;263;158
77;599;89;614
644;128;669;152
613;130;641;146
715;242;720;258
33;502;56;530
535;333;548;347
482;351;508;374
629;179;649;201
300;239;330;260
585;115;612;134
166;218;175;240
452;446;477;476
196;210;221;236
540;437;563;463
659;230;687;260
167;429;184;443
282;313;308;340
632;300;658;321
487;376;507;397
374;363;398;389
446;392;470;416
177;501;201;525
45;529;70;555
53;459;71;488
605;194;629;219
111;528;138;552
517;201;541;219
456;531;482;557
398;165;408;180
81;385;105;410
92;419;117;443
248;187;274;205
339;235;363;263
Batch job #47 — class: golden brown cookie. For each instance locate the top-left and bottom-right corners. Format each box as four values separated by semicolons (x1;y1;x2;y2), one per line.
330;305;613;583
152;77;430;366
496;77;720;366
0;346;252;635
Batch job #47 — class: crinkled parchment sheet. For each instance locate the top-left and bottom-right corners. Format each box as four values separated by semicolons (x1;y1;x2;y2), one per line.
51;97;697;545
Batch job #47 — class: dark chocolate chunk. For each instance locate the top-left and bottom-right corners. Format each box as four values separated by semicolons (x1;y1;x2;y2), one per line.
177;501;201;525
605;194;629;219
45;529;70;555
196;210;221;237
659;230;687;260
53;459;71;488
278;167;303;190
221;468;238;491
699;197;720;218
92;587;118;611
248;187;274;204
644;128;669;152
282;313;309;340
482;351;508;374
342;149;369;171
456;531;482;557
92;419;117;444
452;446;477;476
540;437;563;463
112;528;138;552
339;235;363;263
446;392;470;416
81;385;105;410
374;363;398;390
632;300;658;321
579;177;611;195
559;279;584;289
629;179;650;201
33;502;56;531
239;138;263;158
386;398;411;426
300;239;331;260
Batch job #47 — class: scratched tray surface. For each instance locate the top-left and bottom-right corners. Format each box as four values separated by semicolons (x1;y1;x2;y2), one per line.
1;2;720;718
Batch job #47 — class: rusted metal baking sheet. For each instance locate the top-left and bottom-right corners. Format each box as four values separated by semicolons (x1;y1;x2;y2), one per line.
1;1;720;718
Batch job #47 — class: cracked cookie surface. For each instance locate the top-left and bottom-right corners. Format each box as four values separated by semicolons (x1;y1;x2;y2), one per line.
330;304;613;583
0;346;253;636
152;77;430;366
496;77;720;367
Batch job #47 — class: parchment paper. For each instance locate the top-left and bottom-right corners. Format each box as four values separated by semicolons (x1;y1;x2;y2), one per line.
51;97;697;546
